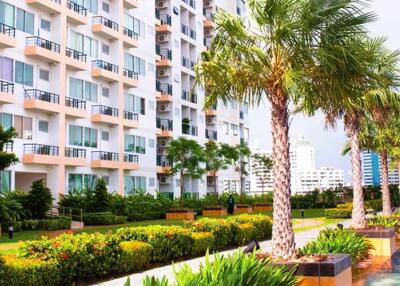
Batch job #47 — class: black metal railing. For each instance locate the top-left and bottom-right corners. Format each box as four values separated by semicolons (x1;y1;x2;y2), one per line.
92;105;119;117
203;37;212;49
66;0;87;16
123;110;139;121
0;23;15;37
182;123;197;136
159;48;172;60
181;24;189;36
182;0;196;9
65;147;86;158
181;90;197;103
157;154;171;167
123;27;139;40
0;80;14;94
123;68;139;80
190;29;196;40
156;82;173;95
182;57;195;69
155;8;160;20
206;129;217;140
92;151;119;161
240;111;244;120
92;60;119;73
66;47;87;62
92;16;118;31
159;14;171;26
3;142;13;152
26;36;60;53
25;89;60;104
124;153;139;163
65;96;86;110
24;144;59;156
156;118;173;131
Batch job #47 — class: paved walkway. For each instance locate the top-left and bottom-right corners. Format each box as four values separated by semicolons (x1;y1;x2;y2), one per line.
96;220;352;286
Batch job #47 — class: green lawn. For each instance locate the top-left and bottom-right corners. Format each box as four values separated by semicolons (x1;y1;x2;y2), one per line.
256;208;325;218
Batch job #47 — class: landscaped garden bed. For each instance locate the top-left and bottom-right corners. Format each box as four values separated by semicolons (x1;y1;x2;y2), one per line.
234;204;253;214
202;205;228;217
165;208;196;220
253;202;273;212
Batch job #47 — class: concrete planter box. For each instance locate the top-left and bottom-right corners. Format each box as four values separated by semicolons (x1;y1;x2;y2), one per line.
166;211;195;220
203;208;227;217
253;204;273;212
354;227;397;256
274;254;352;286
234;205;253;214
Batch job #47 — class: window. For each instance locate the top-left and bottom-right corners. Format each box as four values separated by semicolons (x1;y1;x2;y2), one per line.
0;1;15;27
124;134;145;154
0;113;12;129
231;124;239;136
69;31;97;57
124;14;145;37
102;43;109;55
223;122;229;135
16;8;34;34
0;171;11;192
39;69;49;81
102;1;109;12
102;87;109;97
15;61;33;86
72;0;98;14
124;176;146;194
0;57;13;81
69;125;98;148
69;30;84;53
69;125;83;146
40;18;50;31
68;173;97;192
69;77;98;102
14;115;32;139
38;120;48;133
125;93;145;115
124;53;145;75
101;131;109;141
84;127;97;148
84;36;98;58
148;138;155;148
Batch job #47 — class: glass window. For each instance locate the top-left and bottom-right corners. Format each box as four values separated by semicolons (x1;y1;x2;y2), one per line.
85;81;98;102
16;8;34;34
124;53;145;76
69;125;83;146
0;1;15;27
84;36;98;58
84;127;97;148
102;43;109;55
39;69;49;81
38;120;48;133
102;2;109;12
0;170;11;192
102;87;109;97
68;174;97;192
0;57;13;81
40;18;50;31
101;131;109;141
0;113;12;129
124;134;145;154
69;30;84;53
223;122;229;135
124;176;146;194
69;77;97;102
124;14;145;38
15;61;33;86
14;115;32;139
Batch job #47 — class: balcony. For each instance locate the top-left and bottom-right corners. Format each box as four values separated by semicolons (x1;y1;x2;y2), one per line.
92;60;119;82
182;0;196;9
155;8;161;26
123;154;139;170
65;48;87;71
156;118;173;137
64;147;86;166
24;89;61;114
181;24;196;40
182;122;198;136
239;110;244;120
124;0;138;9
206;129;217;141
66;0;87;25
91;151;119;169
26;0;61;14
156;48;172;67
92;16;119;40
156;154;171;174
123;69;139;88
23;144;60;165
203;37;212;50
122;27;139;48
205;106;217;116
65;96;86;118
25;36;61;63
0;81;15;104
0;23;16;48
181;90;197;104
156;14;172;33
91;105;119;125
182;57;195;71
156;82;173;101
203;11;215;28
123;110;139;129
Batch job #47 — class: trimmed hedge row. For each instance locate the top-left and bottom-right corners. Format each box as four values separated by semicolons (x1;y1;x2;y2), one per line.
325;200;383;219
2;217;72;232
82;212;127;225
0;214;273;286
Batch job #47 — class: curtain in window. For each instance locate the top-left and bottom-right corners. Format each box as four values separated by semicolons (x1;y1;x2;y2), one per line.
23;117;32;139
85;81;98;102
69;125;82;146
68;174;82;192
69;78;83;99
0;57;13;81
84;174;97;189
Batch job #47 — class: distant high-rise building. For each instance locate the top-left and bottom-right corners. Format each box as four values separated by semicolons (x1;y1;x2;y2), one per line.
249;150;274;195
361;151;398;186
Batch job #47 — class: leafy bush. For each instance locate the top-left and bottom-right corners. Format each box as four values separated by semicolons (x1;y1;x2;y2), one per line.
118;241;153;274
299;228;373;265
227;214;273;241
325;206;352;218
26;179;53;219
368;215;400;235
83;212;127;225
143;251;297;286
365;200;382;211
232;223;256;245
116;225;193;262
190;232;215;256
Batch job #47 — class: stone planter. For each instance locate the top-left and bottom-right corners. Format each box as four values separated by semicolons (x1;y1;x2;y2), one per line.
166;210;195;220
253;204;273;212
274;254;352;286
354;227;397;256
234;205;253;214
202;207;227;217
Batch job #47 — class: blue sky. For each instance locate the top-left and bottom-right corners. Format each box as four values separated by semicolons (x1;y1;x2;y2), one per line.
249;0;400;183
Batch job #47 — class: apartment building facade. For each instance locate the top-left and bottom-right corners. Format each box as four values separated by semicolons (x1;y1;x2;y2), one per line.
361;150;399;186
0;0;249;200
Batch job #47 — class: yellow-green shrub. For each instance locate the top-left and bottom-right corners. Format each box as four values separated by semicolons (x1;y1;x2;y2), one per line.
190;232;215;256
227;214;272;241
233;223;256;245
118;241;153;273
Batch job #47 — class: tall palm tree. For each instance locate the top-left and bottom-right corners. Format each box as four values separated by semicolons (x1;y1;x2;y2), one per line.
196;0;374;258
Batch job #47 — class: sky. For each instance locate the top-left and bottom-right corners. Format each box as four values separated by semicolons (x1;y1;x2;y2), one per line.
249;0;400;183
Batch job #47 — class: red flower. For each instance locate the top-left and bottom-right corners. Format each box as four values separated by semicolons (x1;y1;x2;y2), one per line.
58;252;69;260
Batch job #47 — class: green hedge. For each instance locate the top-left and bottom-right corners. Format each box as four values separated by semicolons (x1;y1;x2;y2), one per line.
227;214;273;242
82;212;127;225
2;217;71;232
118;241;153;274
190;232;215;256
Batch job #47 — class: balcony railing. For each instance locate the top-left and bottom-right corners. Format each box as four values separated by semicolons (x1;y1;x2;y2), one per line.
159;14;171;26
203;37;212;49
65;147;86;158
182;0;196;9
156;82;173;95
204;11;214;20
155;8;160;20
66;47;87;62
92;16;118;31
181;24;189;36
182;123;197;136
26;36;60;53
123;27;139;39
239;111;244;120
92;105;119;117
0;23;15;37
156;118;173;131
65;96;86;110
92;60;119;73
66;0;87;16
24;144;59;156
206;129;217;140
159;48;172;60
25;89;60;104
182;57;195;69
157;154;171;167
181;90;197;103
124;153;139;163
190;29;196;40
3;142;13;152
92;151;119;161
0;80;14;94
124;110;139;121
123;68;139;80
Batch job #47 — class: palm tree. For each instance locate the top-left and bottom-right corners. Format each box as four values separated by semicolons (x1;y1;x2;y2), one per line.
196;0;374;258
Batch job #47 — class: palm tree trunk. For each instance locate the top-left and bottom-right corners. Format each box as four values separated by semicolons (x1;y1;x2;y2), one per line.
346;114;366;229
380;151;392;216
270;94;295;259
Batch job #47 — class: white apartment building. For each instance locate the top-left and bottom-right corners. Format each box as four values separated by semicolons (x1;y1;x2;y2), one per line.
249;150;273;195
0;0;249;200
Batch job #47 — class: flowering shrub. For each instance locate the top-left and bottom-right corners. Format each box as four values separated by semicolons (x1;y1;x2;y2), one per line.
227;214;273;241
233;223;256;245
368;214;400;235
190;232;215;256
118;241;153;274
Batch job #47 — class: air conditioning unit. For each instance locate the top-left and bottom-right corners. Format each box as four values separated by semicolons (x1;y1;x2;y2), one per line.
157;68;170;77
206;116;216;125
157;34;169;43
204;29;214;37
158;103;171;112
159;139;168;147
157;0;168;8
159;176;171;184
207;176;215;185
204;0;213;8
